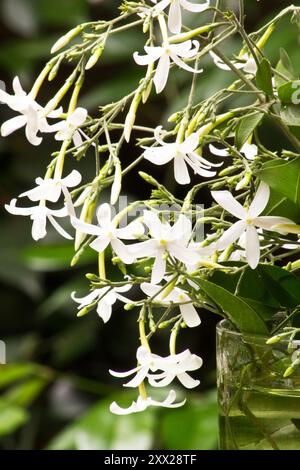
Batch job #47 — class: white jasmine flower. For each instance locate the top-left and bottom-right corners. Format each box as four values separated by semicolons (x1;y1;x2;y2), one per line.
51;107;88;146
209;142;258;161
134;40;202;94
72;284;132;323
110;389;185;415
144;127;221;184
141;281;200;327
5;199;72;241
0;76;61;146
19;170;82;204
129;211;195;284
71;203;145;264
211;182;295;269
210;51;257;75
110;346;202;389
151;0;210;34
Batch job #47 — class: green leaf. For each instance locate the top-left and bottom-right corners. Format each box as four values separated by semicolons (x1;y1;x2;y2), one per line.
257;264;300;308
264;188;300;221
256;157;300;205
280;104;300;127
275;48;297;89
256;58;273;95
4;378;47;407
198;278;268;334
0;402;28;436
235;112;264;150
0;363;37;389
278;80;300;104
161;392;218;450
47;393;156;450
22;244;95;271
279;48;297;78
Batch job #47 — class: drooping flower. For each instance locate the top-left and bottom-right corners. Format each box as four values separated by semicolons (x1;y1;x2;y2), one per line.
144;127;221;184
72;284;132;323
0;76;61;145
134;40;202;94
51;107;88;146
209;142;258;161
209;51;257;75
110;389;185;415
109;346;202;389
211;182;296;269
141;281;200;327
5;199;72;241
19;170;82;204
151;0;210;34
71;203;145;264
129;211;195;284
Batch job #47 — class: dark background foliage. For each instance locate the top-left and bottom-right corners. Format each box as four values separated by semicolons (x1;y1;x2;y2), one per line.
0;0;298;450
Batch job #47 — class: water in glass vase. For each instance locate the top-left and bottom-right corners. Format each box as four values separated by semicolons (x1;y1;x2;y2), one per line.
217;321;300;450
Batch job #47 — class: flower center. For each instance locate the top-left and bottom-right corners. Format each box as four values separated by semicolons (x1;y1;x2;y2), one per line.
159;239;167;247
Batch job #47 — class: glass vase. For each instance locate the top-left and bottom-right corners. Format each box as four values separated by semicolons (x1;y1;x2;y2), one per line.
217;320;300;450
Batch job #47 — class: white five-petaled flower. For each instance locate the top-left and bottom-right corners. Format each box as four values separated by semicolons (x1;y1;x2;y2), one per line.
110;389;185;415
211;182;295;269
19;170;82;205
5;199;72;241
209;142;258;161
110;346;202;389
151;0;210;34
0;76;61;145
129;211;195;284
144;127;221;184
71;203;145;264
71;284;132;323
141;281;200;327
51;107;88;147
134;40;202;94
209;51;257;75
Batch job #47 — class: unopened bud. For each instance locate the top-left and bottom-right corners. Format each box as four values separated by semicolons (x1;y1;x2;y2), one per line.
85;46;104;70
51;26;82;54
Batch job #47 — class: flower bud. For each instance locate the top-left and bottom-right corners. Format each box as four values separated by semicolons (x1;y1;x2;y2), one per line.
51;26;82;54
85;46;104;70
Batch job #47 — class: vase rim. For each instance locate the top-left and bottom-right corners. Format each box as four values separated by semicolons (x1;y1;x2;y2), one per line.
216;319;291;344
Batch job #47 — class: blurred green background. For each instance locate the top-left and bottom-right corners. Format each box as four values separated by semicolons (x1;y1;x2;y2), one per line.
0;0;298;450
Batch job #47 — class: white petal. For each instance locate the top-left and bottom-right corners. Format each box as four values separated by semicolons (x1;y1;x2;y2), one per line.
61;170;82;188
245;225;260;269
115;221;145;240
141;282;162;299
180;303;200;328
180;133;199;153
168;0;182;34
143;211;163;239
211;190;246;219
71;289;100;307
151;253;166;284
180;0;210;12
13;76;26;96
248;182;270;218
96;299;113;323
177;372;200;388
111;238;134;264
241;142;257;160
25;107;41;146
48;214;73;240
73;130;83;148
154;54;170;94
128;239;158;258
152;0;170;11
209;51;231;71
109;365;141;378
31;210;47;241
254;216;295;231
68;107;88;127
96;203;112;227
5;198;35;216
110;398;148;415
123;367;149;388
89;236;110;253
209;144;229;157
149;389;186;408
144;144;175;165
1;115;27;136
243;58;257;74
170;53;203;74
217;220;247;250
174;156;190;184
71;216;102;236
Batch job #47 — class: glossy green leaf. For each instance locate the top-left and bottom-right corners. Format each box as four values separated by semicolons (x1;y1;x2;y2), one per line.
280;104;300;127
278;81;300;104
256;157;300;205
235;112;264;150
0;363;38;389
256;58;273;95
198;278;268;334
0;403;28;436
